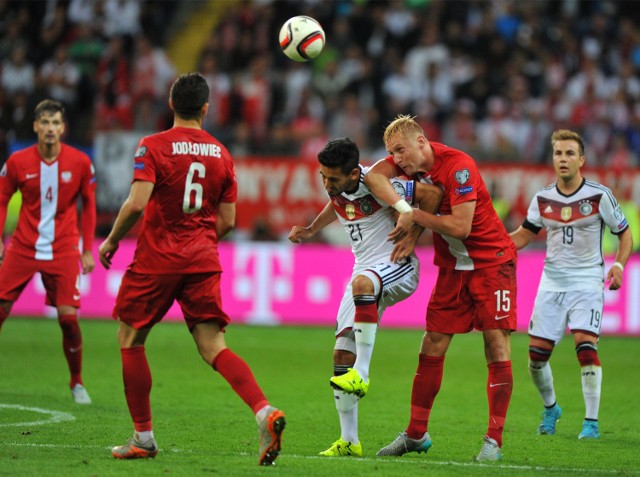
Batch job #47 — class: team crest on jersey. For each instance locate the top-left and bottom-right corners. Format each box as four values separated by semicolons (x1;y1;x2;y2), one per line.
61;171;72;183
454;169;470;185
561;206;572;221
135;145;147;158
360;198;373;215
345;204;356;220
0;164;6;177
579;201;592;216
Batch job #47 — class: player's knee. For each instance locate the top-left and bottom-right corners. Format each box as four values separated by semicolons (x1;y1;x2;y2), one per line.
576;341;600;366
529;345;552;365
351;274;376;296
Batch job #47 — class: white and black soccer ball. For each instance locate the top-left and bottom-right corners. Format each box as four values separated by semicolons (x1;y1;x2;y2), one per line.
279;15;325;62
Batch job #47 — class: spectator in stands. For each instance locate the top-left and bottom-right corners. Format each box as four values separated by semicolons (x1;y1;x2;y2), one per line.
131;34;176;131
39;44;81;113
95;35;132;131
1;45;35;96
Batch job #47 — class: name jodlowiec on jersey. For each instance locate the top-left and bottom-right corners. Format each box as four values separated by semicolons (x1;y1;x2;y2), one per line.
128;127;237;274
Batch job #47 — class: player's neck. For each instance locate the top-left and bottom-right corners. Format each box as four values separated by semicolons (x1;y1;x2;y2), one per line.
557;175;583;195
38;143;61;163
173;117;202;129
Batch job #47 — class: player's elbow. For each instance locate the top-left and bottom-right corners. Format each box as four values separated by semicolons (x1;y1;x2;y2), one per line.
453;224;472;240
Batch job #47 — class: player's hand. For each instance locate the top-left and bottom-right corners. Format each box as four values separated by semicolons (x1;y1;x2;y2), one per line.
98;238;119;270
387;210;413;243
606;266;623;290
390;233;417;263
288;226;314;243
81;250;95;274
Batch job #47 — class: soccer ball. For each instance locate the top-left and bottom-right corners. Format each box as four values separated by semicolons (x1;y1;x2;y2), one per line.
279;15;325;62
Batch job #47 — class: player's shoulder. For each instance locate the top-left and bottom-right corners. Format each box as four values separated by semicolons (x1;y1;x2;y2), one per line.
62;143;92;163
583;178;612;195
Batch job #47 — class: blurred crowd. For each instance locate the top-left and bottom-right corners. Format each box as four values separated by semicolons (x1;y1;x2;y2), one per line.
0;0;178;158
2;0;639;244
200;0;640;168
1;0;640;170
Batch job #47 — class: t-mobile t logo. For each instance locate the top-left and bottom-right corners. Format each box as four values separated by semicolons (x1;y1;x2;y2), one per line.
233;243;293;325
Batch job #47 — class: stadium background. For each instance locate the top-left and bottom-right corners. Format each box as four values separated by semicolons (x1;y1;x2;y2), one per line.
1;0;640;333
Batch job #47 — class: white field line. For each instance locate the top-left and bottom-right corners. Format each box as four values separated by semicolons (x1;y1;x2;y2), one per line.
1;443;638;475
0;404;74;427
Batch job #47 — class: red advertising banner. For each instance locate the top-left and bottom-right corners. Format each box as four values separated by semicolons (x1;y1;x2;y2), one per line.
234;158;640;234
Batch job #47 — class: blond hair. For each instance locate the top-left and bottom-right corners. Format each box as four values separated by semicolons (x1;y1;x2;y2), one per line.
551;129;585;156
383;114;424;144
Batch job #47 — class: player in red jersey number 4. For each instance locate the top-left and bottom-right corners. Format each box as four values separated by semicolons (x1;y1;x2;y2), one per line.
98;73;285;464
0;99;97;405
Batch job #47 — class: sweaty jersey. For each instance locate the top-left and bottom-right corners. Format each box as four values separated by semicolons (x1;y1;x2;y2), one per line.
330;165;416;267
523;178;628;291
0;144;96;260
129;126;237;274
385;142;515;270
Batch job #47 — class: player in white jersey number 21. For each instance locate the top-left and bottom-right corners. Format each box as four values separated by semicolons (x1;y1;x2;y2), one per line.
289;138;442;457
510;129;632;440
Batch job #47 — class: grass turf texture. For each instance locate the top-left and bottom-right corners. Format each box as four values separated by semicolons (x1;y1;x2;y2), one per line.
1;318;639;477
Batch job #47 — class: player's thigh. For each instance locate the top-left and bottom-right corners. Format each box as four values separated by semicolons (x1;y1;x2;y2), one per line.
40;255;81;307
468;260;517;331
366;257;420;313
529;291;571;344
427;267;475;333
177;272;231;331
566;290;604;337
114;272;179;329
0;252;38;301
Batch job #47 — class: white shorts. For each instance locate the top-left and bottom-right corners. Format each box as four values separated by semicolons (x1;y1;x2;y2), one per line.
334;256;419;353
529;290;604;344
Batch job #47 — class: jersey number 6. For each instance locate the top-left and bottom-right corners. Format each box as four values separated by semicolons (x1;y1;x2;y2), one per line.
183;162;205;213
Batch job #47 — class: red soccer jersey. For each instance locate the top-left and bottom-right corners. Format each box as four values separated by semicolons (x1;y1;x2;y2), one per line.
386;142;516;270
0;144;96;260
128;127;237;274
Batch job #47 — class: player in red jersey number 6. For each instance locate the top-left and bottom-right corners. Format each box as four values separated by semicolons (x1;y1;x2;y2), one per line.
99;73;285;465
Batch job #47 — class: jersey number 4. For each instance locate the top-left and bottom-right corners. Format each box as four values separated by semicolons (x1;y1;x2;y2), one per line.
183;162;205;213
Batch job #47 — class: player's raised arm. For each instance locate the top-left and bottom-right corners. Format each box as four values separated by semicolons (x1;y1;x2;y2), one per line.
289;201;336;243
364;159;414;242
389;181;443;262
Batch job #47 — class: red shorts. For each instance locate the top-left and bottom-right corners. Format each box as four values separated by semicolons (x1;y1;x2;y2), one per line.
426;260;517;333
0;251;80;307
113;271;231;330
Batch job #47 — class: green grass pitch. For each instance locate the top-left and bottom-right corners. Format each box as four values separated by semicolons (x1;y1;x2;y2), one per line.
1;318;639;476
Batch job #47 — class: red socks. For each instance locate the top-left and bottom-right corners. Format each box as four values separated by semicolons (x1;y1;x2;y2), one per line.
121;347;153;432
211;348;268;413
406;355;444;439
486;361;513;447
58;314;83;387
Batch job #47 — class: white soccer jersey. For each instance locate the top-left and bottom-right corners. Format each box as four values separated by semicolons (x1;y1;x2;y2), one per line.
523;178;628;291
329;165;416;268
